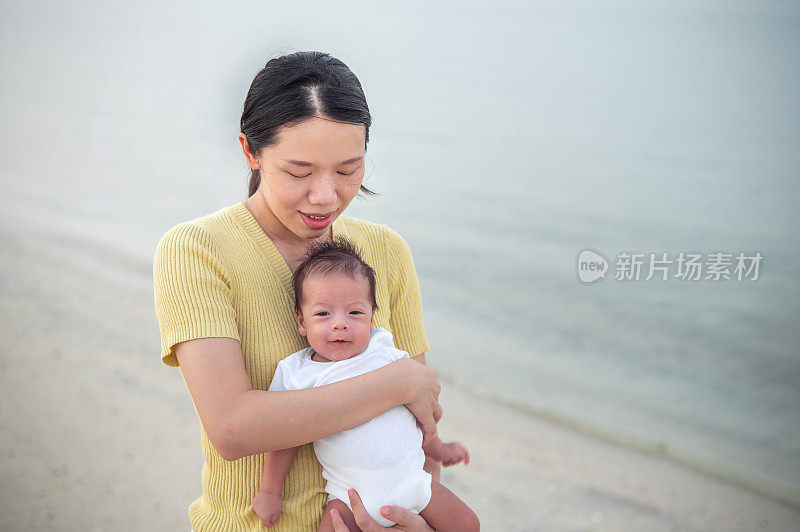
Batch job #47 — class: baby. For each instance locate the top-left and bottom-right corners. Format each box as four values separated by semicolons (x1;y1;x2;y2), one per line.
253;238;478;531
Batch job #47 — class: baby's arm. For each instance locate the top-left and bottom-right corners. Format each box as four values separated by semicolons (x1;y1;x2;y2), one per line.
423;434;470;467
253;446;299;527
411;363;469;468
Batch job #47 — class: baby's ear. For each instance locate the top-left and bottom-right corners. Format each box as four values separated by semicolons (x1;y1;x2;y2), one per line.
296;311;307;336
369;308;376;329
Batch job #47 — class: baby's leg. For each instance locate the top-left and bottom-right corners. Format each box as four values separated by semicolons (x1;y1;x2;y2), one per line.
419;480;480;532
318;498;359;532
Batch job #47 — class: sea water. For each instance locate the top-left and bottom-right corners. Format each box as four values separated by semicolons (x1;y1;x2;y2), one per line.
1;0;798;504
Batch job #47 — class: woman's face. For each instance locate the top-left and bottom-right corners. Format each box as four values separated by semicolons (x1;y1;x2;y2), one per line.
246;116;366;243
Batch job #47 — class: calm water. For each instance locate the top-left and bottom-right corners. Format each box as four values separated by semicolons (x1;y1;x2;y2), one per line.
2;0;799;503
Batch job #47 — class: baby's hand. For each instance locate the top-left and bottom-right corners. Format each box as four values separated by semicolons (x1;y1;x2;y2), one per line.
253;490;282;527
440;441;470;467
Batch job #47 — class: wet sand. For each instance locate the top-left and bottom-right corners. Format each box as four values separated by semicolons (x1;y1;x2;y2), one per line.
1;226;798;531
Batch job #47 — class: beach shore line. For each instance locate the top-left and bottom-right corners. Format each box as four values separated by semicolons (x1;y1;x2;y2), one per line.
1;226;798;531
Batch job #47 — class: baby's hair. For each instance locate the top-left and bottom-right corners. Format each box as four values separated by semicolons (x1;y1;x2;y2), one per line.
293;237;378;313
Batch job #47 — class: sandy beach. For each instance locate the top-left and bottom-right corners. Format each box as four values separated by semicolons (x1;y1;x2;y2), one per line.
3;1;800;528
1;225;798;531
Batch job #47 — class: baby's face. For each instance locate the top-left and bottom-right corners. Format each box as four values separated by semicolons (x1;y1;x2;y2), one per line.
297;271;375;363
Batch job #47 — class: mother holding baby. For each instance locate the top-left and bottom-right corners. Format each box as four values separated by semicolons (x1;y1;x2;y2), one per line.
154;52;446;531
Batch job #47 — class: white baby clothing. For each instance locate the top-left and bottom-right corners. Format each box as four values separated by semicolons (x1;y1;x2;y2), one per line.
268;327;432;527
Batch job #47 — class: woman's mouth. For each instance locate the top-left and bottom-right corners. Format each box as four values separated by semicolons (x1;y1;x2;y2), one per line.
300;211;333;230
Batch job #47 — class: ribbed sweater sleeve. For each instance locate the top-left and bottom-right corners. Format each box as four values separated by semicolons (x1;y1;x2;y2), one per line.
153;222;240;367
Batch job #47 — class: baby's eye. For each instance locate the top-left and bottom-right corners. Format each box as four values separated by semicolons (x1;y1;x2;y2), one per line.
349;310;363;315
315;311;330;317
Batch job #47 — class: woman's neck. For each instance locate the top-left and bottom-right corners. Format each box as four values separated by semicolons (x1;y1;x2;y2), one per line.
243;195;332;273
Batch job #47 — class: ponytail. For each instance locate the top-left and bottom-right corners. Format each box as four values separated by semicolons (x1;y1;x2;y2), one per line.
248;169;260;197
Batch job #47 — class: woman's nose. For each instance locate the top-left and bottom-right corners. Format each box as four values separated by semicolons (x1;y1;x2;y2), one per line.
308;175;337;205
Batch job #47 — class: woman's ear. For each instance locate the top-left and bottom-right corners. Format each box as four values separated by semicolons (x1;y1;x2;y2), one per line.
296;311;307;336
238;132;260;169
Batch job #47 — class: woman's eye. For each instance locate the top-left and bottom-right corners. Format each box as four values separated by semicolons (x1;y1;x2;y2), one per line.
337;168;358;176
287;171;312;178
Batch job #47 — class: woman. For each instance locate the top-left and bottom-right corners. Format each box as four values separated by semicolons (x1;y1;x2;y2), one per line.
154;51;442;531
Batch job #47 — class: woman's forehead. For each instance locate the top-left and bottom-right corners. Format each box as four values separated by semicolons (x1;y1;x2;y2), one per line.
271;116;365;163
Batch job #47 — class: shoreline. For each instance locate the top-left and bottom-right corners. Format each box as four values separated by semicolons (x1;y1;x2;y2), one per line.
12;214;799;509
437;373;800;510
1;225;798;530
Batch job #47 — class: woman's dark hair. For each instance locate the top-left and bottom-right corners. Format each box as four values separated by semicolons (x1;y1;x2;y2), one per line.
293;237;377;314
240;51;374;197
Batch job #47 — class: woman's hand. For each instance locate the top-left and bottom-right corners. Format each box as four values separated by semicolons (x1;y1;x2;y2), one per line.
330;490;435;532
393;357;441;447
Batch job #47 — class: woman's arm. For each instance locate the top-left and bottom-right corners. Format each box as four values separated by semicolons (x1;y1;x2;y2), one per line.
176;337;440;461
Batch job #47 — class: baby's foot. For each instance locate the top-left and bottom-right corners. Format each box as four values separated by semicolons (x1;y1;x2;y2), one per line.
440;441;470;467
253;491;283;527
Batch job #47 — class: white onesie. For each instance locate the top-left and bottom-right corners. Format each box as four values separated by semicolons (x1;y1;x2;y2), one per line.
268;327;432;527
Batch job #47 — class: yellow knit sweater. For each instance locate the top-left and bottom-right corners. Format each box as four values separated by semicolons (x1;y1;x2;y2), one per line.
153;202;430;531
